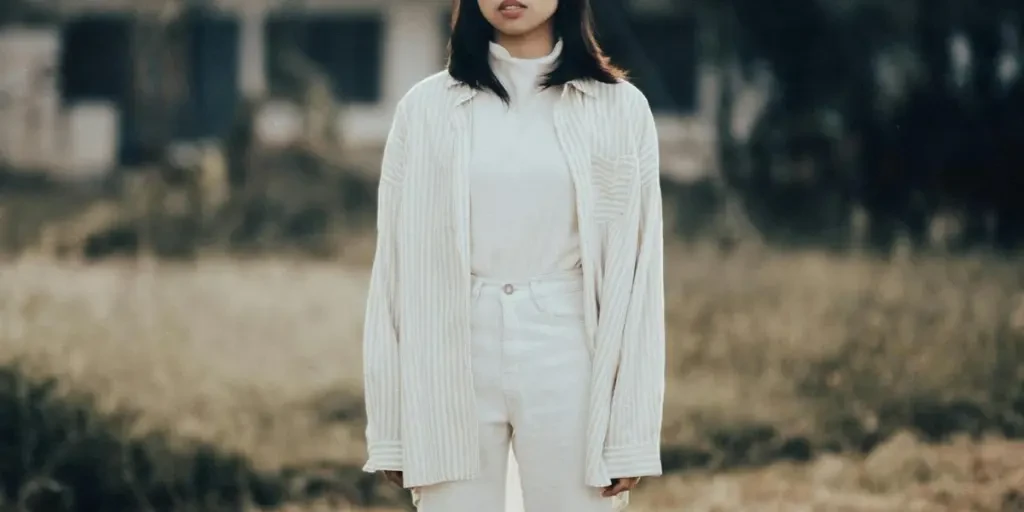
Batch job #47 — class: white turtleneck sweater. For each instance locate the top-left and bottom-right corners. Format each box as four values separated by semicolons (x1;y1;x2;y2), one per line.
468;40;581;280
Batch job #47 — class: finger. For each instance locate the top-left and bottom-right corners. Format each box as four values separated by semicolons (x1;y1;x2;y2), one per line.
383;471;403;487
598;483;622;495
601;480;629;497
604;478;641;497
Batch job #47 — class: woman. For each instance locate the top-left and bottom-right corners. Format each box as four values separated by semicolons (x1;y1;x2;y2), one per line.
361;0;665;509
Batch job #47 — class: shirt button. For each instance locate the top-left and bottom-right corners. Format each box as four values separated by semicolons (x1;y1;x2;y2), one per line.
502;284;514;295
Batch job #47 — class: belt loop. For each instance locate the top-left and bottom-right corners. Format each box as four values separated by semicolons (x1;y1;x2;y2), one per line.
471;279;484;300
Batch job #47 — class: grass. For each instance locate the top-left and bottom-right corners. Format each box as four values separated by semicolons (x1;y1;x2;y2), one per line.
1;240;1023;511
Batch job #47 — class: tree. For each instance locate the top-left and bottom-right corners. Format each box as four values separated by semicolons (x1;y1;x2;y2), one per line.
683;0;1024;251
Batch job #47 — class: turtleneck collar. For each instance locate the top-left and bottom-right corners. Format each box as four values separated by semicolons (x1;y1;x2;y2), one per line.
487;39;563;103
488;38;563;66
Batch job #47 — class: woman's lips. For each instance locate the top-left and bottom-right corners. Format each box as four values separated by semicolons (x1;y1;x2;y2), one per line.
498;0;526;19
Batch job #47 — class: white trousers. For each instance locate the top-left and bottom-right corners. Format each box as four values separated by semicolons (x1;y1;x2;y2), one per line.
415;271;616;512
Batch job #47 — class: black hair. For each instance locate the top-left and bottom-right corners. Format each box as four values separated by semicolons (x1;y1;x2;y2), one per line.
446;0;625;103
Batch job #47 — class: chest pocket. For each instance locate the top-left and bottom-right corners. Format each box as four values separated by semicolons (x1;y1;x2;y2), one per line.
591;153;639;223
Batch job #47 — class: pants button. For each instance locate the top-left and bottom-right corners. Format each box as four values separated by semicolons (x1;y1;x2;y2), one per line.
502;283;514;295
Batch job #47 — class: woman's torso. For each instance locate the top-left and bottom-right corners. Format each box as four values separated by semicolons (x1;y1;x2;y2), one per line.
468;40;580;281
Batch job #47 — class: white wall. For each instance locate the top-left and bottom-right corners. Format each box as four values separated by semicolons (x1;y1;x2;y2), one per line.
0;27;63;171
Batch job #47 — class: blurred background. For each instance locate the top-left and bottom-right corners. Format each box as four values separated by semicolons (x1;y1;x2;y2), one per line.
0;0;1023;510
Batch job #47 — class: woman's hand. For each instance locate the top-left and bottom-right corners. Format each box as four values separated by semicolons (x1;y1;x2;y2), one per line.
601;477;641;497
381;470;404;487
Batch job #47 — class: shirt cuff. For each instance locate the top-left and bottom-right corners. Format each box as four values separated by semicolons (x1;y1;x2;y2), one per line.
363;440;404;472
604;443;663;479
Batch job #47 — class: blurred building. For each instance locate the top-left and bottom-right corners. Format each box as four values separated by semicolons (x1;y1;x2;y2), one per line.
0;27;62;172
1;0;757;182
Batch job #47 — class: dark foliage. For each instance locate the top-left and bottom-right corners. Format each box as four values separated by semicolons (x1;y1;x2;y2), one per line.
0;362;408;512
702;0;1024;253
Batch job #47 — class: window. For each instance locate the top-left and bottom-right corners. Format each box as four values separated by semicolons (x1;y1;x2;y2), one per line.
265;13;384;103
183;15;240;138
60;16;132;103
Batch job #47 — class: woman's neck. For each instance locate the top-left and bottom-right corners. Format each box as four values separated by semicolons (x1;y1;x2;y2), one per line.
494;24;555;59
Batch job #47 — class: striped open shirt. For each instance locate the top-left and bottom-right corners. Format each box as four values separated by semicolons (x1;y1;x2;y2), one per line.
361;70;666;490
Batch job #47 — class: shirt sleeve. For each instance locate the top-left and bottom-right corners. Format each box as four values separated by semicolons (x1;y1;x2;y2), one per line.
362;100;409;473
603;95;666;479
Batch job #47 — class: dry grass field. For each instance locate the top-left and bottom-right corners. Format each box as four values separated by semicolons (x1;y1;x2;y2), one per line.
2;240;1023;511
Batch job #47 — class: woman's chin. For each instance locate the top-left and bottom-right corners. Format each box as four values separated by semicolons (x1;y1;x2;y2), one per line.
494;21;542;37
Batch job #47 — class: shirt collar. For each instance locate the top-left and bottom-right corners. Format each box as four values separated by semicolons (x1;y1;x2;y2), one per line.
445;74;597;98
